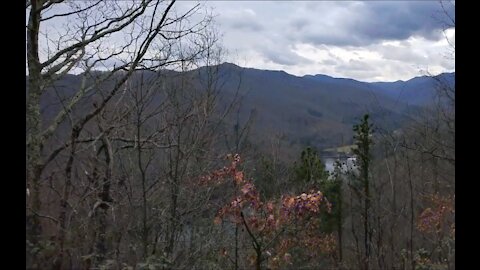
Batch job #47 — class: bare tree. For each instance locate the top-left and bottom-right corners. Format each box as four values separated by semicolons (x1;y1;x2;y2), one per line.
26;1;219;268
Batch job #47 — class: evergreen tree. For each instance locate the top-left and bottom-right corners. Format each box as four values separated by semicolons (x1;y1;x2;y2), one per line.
292;147;344;262
352;114;374;270
292;147;327;191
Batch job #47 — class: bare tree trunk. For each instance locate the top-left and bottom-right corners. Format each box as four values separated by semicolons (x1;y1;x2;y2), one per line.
256;246;262;270
350;188;361;267
235;188;239;270
26;0;44;252
166;125;182;257
137;112;150;258
364;176;370;270
403;145;415;270
391;154;398;269
94;131;114;267
338;184;343;263
54;126;81;270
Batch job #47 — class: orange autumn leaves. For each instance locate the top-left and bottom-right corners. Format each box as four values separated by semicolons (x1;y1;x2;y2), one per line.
281;190;331;219
201;154;336;267
199;153;242;186
417;194;455;236
201;154;331;228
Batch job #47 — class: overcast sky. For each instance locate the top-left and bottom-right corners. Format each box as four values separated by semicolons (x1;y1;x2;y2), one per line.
198;1;455;82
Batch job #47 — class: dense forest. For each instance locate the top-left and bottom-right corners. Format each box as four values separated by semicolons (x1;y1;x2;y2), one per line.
26;1;454;269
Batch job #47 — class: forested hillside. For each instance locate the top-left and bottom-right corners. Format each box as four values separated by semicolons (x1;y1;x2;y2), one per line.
26;1;454;269
29;63;452;162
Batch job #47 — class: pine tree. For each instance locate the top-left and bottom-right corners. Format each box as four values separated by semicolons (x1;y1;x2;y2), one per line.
292;147;327;191
352;114;374;270
293;147;344;263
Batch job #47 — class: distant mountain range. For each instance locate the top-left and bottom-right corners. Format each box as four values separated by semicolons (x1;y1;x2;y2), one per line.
304;70;454;106
28;62;455;158
204;63;454;152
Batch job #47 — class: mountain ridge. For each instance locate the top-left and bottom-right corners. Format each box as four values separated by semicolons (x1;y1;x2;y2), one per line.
28;63;454;159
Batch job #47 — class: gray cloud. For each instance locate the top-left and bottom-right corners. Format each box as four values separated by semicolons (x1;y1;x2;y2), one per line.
206;1;454;81
230;20;264;32
290;18;310;32
260;47;313;66
288;2;453;47
352;2;450;42
336;59;375;73
321;59;338;66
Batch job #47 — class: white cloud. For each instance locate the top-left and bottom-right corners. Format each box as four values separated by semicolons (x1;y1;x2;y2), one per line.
206;1;455;82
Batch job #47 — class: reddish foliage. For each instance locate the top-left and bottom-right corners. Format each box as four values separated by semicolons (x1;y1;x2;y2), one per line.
417;194;455;236
202;154;336;268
